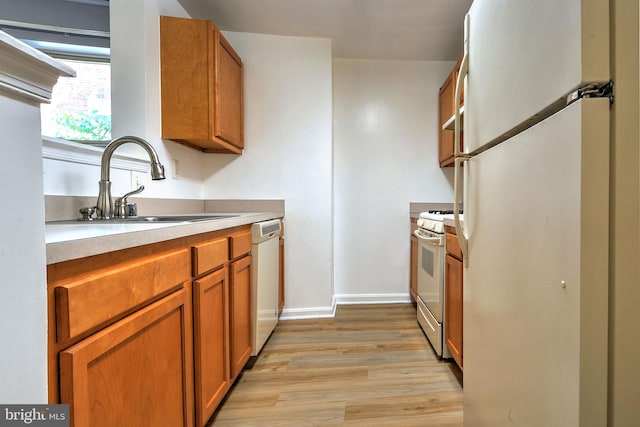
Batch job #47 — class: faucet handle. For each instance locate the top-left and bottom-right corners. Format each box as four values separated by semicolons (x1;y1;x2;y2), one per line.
114;185;145;218
126;203;138;217
79;206;97;221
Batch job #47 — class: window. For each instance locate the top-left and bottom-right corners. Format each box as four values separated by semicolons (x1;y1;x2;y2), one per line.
0;6;111;146
41;57;111;145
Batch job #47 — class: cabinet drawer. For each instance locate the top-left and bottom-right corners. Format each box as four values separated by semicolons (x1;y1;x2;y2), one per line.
192;237;229;276
446;232;463;260
229;230;251;259
55;248;190;342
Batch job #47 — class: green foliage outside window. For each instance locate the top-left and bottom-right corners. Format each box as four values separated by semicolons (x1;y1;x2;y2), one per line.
54;111;111;141
42;58;111;144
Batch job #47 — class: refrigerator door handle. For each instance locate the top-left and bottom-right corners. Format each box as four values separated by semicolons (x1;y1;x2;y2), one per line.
454;53;468;158
454;16;470;267
453;156;468;267
454;14;469;158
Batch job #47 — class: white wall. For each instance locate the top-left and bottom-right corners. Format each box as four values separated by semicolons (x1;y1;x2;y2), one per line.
108;0;204;199
332;59;454;302
44;1;336;317
44;0;205;199
41;1;453;316
201;32;335;316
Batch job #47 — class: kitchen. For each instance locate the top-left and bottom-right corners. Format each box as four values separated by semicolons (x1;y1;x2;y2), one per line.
1;0;639;426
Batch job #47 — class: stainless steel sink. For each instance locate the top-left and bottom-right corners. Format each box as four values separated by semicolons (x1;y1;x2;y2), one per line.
48;214;239;224
121;215;238;223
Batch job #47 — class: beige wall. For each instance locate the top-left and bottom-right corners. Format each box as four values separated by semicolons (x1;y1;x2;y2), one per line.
608;0;640;425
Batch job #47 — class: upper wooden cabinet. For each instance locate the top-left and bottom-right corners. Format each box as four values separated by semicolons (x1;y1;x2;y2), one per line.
438;55;464;167
160;16;244;154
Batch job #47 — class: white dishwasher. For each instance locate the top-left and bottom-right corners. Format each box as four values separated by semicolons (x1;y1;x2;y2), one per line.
250;219;281;356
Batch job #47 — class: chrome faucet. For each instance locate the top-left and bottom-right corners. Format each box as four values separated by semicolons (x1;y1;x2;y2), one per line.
96;136;165;219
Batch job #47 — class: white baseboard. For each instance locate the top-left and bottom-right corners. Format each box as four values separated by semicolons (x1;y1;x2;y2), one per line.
279;293;412;320
279;301;336;320
335;293;412;305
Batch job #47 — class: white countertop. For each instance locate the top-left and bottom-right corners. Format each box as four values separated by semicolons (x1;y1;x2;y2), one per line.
46;211;282;265
443;214;464;228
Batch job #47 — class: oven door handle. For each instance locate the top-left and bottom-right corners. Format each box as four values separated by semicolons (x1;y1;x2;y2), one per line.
413;229;443;245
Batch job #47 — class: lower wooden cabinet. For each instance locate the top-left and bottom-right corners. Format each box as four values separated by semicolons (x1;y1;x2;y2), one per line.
279;235;285;314
445;254;463;369
410;235;418;301
193;267;230;427
410;218;418;302
48;222;272;427
59;287;194;427
445;229;463;369
230;254;252;379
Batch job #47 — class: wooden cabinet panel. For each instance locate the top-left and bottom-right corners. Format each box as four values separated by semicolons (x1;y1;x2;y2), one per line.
445;232;463;260
229;230;252;259
160;16;244;154
215;31;244;148
439;70;456;166
438;55;464;168
49;223;264;424
193;267;230;427
59;288;194;427
192;237;228;277
55;248;190;342
230;255;252;379
159;16;210;142
410;234;418;301
445;254;463;369
409;218;418;302
279;236;285;315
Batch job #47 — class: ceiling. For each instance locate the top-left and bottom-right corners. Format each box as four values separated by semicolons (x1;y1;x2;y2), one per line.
179;0;473;61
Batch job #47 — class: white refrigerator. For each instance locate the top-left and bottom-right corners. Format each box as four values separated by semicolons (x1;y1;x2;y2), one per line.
452;1;612;425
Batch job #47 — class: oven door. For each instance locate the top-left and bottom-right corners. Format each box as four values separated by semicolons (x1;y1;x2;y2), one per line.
414;228;445;321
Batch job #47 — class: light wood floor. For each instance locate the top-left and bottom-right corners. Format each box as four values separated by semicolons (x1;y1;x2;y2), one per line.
208;304;463;426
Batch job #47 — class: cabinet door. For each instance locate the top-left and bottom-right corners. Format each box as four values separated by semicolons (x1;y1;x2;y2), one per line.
279;237;285;315
160;16;243;154
214;31;244;149
438;55;464;168
410;234;418;301
445;254;463;369
160;16;210;141
59;287;194;427
193;268;229;427
439;70;456;166
230;255;252;379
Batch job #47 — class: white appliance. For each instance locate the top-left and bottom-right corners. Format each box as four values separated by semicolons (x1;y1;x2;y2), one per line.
452;2;613;425
414;210;458;358
250;220;281;356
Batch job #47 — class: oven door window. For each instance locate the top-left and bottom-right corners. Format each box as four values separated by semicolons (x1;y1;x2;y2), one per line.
422;246;434;277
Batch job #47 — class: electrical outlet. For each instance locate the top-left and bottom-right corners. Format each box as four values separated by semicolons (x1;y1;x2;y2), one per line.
131;171;148;189
171;159;179;179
